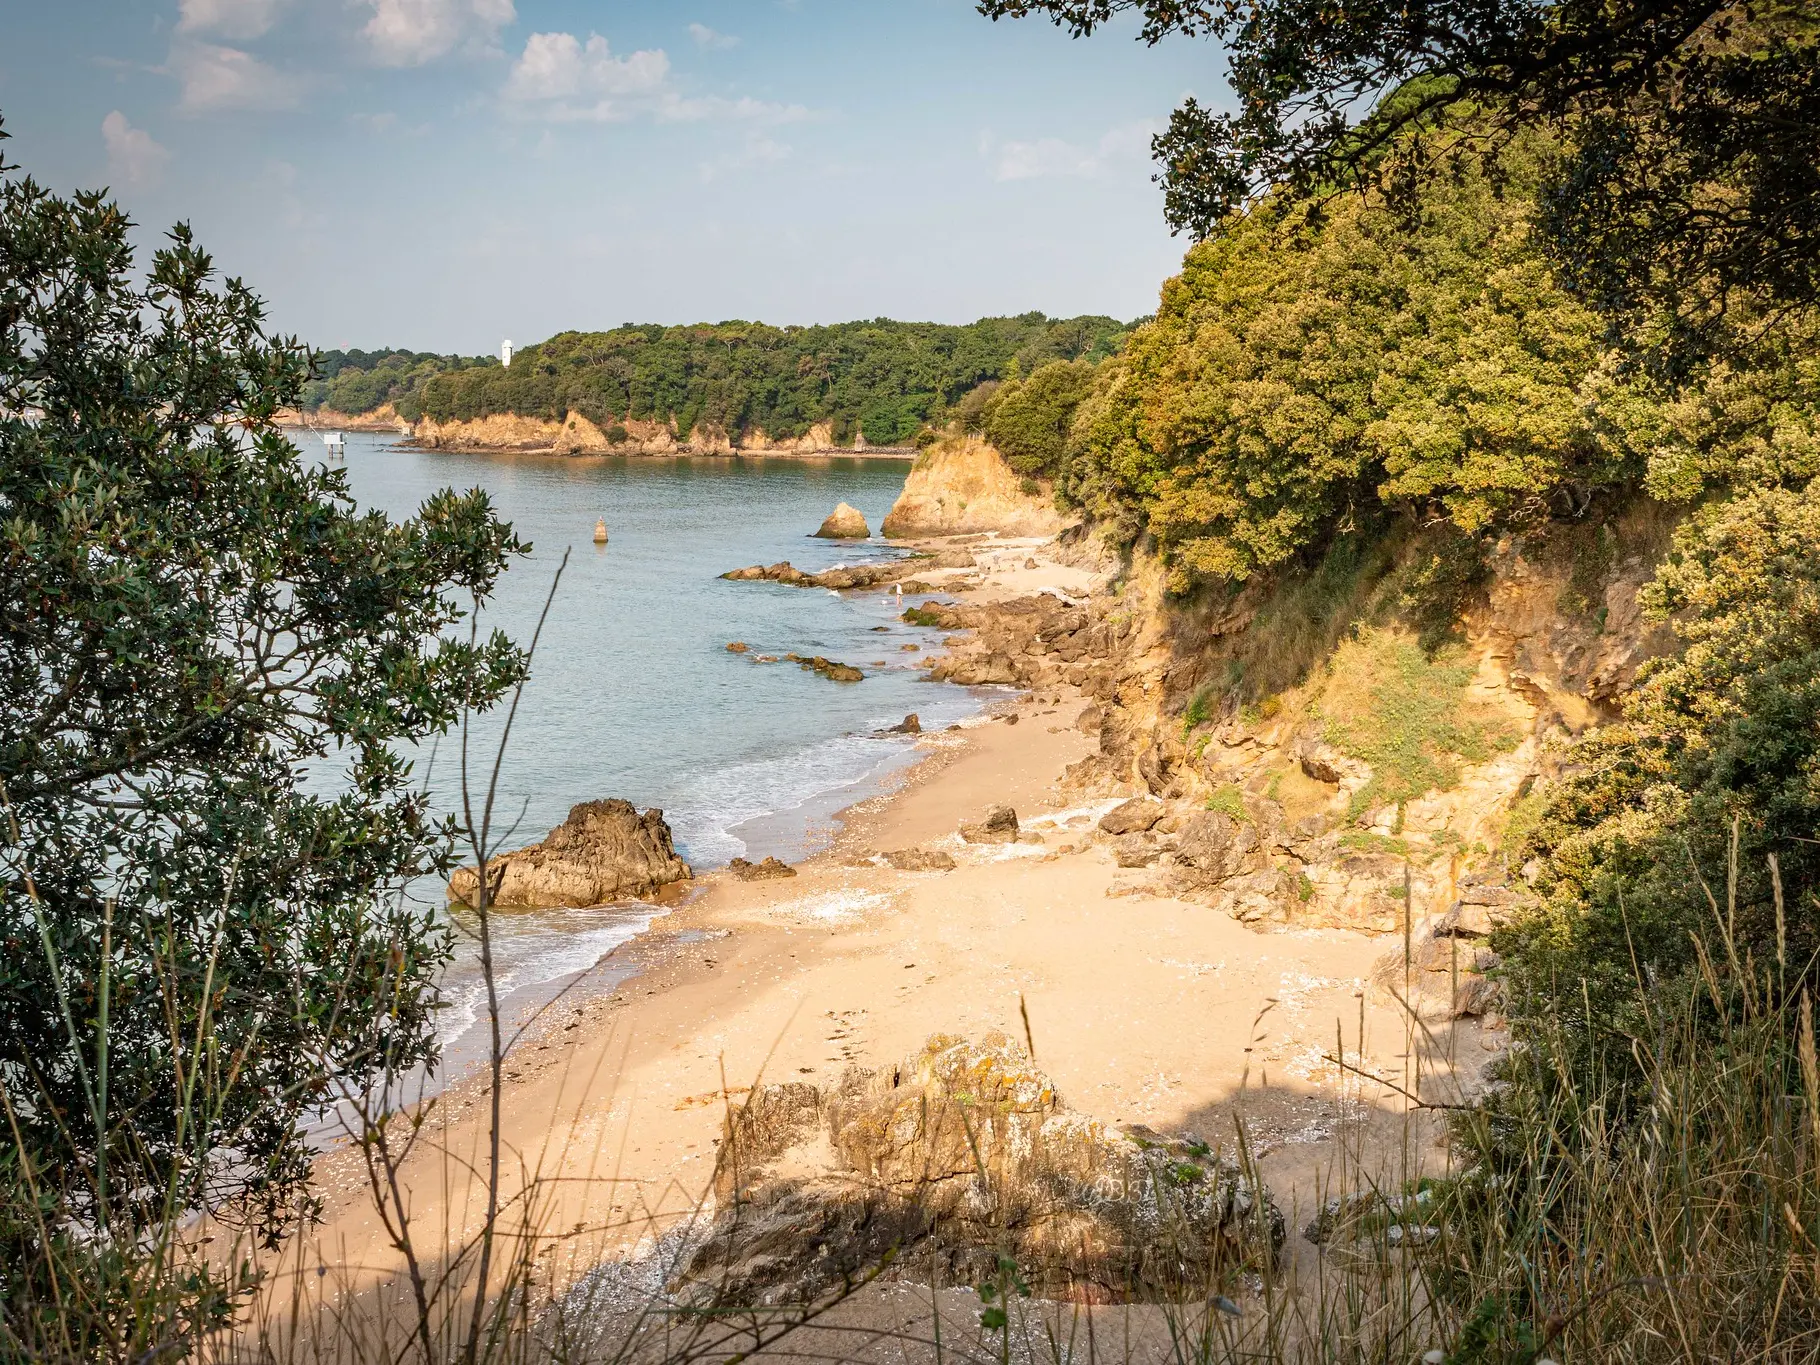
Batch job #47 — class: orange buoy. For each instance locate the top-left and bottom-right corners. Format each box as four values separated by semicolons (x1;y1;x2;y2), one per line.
593;518;608;544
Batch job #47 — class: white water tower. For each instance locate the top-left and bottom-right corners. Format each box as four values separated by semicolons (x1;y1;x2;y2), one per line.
501;339;513;368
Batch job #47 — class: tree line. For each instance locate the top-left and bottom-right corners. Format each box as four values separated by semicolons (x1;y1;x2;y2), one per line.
341;314;1133;447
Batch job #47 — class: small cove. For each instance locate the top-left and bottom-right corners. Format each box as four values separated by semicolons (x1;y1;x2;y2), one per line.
299;434;1000;1090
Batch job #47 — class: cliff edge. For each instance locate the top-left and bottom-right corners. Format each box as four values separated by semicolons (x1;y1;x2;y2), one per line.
881;434;1065;539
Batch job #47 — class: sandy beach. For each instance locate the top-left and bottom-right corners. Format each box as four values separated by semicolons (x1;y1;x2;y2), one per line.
263;536;1494;1353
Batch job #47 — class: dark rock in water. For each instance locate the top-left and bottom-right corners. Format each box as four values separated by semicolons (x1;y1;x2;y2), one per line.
959;804;1018;844
1099;796;1165;836
726;641;750;653
883;847;956;872
784;653;863;682
447;800;691;909
814;502;870;539
894;713;921;734
674;1033;1282;1307
721;550;974;592
729;856;798;882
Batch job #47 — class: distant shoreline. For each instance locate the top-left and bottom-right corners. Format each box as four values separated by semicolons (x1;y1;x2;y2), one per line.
275;411;917;461
402;441;918;462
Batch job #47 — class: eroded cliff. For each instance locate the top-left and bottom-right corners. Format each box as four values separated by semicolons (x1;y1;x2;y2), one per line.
881;434;1066;538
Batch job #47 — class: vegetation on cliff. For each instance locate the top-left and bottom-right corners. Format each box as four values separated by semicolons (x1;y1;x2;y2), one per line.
412;313;1131;447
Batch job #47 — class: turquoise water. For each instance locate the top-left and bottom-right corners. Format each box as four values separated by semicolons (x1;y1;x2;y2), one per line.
300;434;993;1074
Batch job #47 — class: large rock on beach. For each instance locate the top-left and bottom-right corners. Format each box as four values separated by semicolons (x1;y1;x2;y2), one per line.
1168;809;1264;890
1098;796;1166;836
675;1033;1283;1306
883;847;956;872
729;856;798;881
959;804;1019;844
814;502;870;539
447;799;690;909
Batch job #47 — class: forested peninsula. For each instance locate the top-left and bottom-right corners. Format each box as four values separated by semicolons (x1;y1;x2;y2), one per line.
303;313;1132;449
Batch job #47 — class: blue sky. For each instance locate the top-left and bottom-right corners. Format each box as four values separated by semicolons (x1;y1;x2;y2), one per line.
1;2;1228;353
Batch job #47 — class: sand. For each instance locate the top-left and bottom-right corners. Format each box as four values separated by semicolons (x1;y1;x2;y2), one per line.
257;539;1496;1354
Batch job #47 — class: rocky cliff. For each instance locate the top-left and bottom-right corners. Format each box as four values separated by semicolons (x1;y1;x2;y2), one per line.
910;500;1677;974
880;434;1066;538
277;403;411;433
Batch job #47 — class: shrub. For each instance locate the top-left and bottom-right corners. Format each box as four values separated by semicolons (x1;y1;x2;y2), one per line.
1316;628;1516;818
0;130;528;1353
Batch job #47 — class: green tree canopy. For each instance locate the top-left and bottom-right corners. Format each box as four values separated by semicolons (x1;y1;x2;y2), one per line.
981;1;1820;361
1067;130;1641;589
981;358;1098;480
413;314;1133;443
1511;478;1820;1080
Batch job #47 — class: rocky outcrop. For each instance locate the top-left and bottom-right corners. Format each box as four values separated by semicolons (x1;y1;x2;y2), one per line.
883;847;956;872
414;411;680;455
447;800;690;909
277;403;409;433
1098;797;1165;835
721;551;975;591
785;653;864;682
729;856;798;881
675;1034;1283;1306
881;435;1066;539
960;804;1019;844
814;503;870;539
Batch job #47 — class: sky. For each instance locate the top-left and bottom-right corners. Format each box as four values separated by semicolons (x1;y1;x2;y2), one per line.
0;1;1230;354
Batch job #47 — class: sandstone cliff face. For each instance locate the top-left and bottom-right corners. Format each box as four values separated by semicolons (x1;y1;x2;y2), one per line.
410;410;896;456
277;403;410;433
880;435;1066;538
916;501;1676;947
413;411;679;455
447;799;690;909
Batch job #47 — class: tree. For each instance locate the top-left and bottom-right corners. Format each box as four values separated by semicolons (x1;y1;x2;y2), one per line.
1510;478;1820;1082
1066;128;1640;589
982;358;1097;479
978;1;1820;354
0;127;528;1352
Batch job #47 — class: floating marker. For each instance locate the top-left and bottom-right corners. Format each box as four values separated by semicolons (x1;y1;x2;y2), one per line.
593;518;609;544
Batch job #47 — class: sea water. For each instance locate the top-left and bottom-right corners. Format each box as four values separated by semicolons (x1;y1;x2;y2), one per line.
299;434;995;1082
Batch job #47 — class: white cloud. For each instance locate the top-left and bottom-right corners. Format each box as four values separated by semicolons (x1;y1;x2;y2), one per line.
176;0;283;40
992;121;1158;182
502;31;809;124
503;31;670;105
360;0;516;67
170;41;301;113
101;111;170;188
688;22;739;49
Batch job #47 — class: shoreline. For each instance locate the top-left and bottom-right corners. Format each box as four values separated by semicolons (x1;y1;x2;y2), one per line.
400;441;919;463
275;413;919;462
268;530;1491;1337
